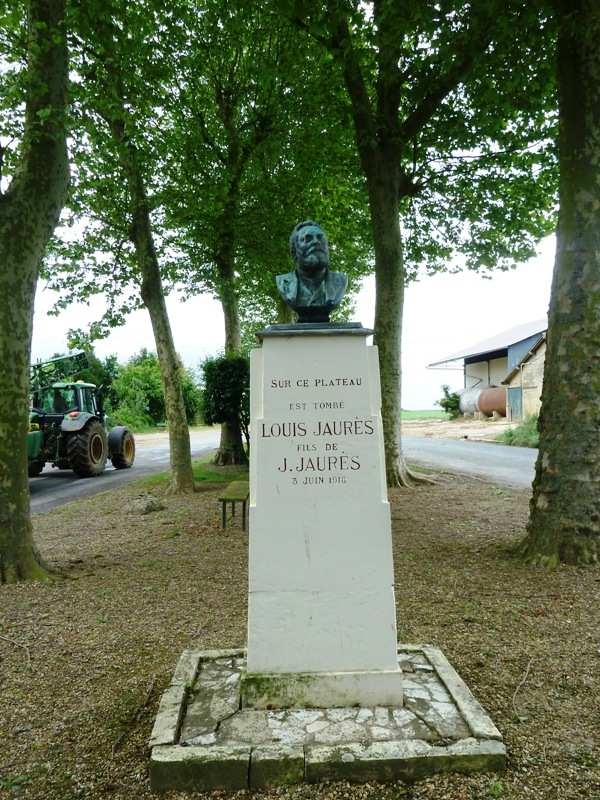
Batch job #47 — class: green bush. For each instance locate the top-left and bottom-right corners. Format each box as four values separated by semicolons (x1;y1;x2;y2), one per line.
108;350;203;429
497;414;539;447
201;355;250;448
435;385;461;419
107;405;152;432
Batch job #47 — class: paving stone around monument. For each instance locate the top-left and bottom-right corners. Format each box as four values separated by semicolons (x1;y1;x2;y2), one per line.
149;645;505;792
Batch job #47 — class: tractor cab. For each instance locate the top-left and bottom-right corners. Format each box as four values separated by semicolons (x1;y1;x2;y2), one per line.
33;381;101;419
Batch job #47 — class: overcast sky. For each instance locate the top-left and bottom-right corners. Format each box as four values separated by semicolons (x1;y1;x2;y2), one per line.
31;236;555;409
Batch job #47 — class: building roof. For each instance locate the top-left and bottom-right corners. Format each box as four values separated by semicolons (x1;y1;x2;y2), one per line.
428;318;547;368
502;333;546;384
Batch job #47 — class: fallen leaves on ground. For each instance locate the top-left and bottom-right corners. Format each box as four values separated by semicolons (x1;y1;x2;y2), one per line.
0;472;598;799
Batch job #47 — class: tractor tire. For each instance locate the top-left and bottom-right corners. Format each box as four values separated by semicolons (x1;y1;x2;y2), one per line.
28;461;44;477
67;419;108;477
108;426;135;469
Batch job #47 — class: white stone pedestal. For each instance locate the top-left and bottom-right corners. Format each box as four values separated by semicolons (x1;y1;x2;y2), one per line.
244;324;402;708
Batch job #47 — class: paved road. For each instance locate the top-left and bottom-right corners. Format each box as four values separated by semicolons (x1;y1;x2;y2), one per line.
31;430;536;514
403;436;537;489
29;428;220;514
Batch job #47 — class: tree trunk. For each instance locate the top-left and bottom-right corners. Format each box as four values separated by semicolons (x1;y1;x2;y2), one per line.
106;105;195;493
0;0;69;582
368;167;411;486
365;155;429;487
325;6;431;488
0;236;48;583
214;202;247;466
214;417;247;466
216;282;248;466
221;278;242;356
521;0;600;565
140;262;196;494
128;177;195;494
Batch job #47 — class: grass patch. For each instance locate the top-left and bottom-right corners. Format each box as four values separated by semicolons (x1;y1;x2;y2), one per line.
496;414;539;447
401;409;449;421
142;452;248;487
407;463;438;475
129;424;161;434
127;423;214;435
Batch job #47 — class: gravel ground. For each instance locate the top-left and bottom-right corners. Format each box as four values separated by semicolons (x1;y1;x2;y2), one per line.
401;418;516;441
0;469;599;800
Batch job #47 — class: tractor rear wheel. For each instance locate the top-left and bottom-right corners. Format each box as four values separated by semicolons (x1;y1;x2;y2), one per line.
67;420;108;477
108;426;135;469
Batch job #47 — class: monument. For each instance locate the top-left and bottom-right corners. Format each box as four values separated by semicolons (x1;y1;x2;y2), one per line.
148;221;506;792
245;219;402;706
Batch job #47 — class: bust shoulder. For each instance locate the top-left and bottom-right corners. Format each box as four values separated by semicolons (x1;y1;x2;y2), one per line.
324;270;347;303
327;271;347;291
276;272;298;303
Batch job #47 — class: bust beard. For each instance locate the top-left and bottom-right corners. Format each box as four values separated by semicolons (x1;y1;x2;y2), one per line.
296;263;328;285
296;250;329;275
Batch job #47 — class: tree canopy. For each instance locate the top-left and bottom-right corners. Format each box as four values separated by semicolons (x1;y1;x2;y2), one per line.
286;0;557;485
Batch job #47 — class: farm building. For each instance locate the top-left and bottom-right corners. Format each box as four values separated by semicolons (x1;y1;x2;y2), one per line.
428;318;547;420
502;334;546;420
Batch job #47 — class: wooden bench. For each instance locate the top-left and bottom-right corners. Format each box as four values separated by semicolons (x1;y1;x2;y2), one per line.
218;481;249;531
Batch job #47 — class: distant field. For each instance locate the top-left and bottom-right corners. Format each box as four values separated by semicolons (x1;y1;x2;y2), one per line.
401;409;448;421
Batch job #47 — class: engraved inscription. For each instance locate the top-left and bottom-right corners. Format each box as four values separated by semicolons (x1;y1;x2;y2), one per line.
271;376;362;389
262;373;374;488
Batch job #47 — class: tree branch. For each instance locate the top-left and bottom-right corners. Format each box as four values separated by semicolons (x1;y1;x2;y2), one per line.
399;6;498;143
0;633;32;668
374;0;404;139
9;0;69;209
193;107;226;166
325;0;376;166
286;4;377;170
287;13;330;48
425;140;550;165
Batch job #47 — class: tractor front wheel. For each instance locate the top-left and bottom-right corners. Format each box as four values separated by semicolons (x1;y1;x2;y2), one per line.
108;426;135;469
67;420;108;477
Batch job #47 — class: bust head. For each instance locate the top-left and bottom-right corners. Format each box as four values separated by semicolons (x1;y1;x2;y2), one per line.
277;219;347;323
289;220;330;281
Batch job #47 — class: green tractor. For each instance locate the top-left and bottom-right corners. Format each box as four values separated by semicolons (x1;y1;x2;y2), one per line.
28;353;135;478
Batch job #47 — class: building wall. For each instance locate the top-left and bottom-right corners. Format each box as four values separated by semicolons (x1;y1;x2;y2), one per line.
504;341;546;419
465;362;487;388
522;343;546;417
465;357;508;388
489;357;508;385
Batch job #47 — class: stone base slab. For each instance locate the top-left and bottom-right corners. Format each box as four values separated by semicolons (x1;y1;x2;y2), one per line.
242;667;403;709
149;645;505;793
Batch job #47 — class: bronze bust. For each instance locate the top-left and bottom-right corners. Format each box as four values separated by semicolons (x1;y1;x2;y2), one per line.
276;221;347;323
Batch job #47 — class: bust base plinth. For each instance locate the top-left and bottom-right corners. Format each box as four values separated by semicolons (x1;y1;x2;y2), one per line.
257;321;373;339
241;668;404;710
